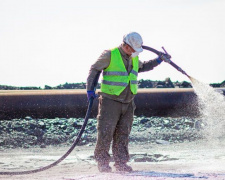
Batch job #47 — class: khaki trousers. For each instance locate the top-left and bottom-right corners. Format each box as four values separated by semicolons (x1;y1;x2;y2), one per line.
94;96;136;165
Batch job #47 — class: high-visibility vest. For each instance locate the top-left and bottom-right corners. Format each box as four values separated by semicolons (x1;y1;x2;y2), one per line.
101;47;139;96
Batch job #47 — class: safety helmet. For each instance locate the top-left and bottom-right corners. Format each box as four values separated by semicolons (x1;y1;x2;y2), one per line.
123;32;143;53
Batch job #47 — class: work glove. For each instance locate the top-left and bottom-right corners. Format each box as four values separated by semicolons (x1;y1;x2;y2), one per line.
156;57;163;64
87;90;97;101
159;52;172;63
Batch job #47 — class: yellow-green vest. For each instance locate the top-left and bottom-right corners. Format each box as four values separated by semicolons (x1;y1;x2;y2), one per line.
101;47;139;96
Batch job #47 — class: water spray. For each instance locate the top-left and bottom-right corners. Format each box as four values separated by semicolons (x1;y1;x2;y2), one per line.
142;45;225;142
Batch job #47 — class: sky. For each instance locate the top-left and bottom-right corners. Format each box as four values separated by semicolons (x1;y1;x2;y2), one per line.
0;0;225;87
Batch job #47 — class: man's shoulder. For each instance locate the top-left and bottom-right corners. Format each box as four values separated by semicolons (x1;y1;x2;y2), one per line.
99;46;121;60
100;49;111;59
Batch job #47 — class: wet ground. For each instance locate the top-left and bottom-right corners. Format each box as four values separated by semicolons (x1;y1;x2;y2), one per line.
1;140;225;180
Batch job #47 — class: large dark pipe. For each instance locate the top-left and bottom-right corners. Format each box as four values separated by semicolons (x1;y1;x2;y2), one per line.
135;89;198;117
0;90;91;120
1;88;224;120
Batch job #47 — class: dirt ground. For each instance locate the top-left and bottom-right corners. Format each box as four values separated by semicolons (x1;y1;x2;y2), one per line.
0;140;225;180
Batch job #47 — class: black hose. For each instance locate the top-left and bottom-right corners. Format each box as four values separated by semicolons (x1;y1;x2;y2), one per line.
142;45;190;77
142;45;161;55
0;97;94;175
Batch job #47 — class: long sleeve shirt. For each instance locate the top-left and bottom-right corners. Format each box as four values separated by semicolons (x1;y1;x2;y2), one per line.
87;45;161;103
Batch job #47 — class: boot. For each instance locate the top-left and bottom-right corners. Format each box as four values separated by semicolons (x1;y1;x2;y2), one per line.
114;163;133;172
97;162;112;173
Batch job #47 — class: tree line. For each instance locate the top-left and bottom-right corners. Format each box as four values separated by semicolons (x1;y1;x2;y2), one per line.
0;79;224;90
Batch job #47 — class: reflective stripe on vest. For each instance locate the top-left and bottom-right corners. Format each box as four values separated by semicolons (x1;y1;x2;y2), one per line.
130;80;138;84
103;71;128;76
102;80;128;87
130;69;138;76
100;47;139;95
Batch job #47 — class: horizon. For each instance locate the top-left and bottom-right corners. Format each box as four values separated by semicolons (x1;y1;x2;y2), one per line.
1;78;224;89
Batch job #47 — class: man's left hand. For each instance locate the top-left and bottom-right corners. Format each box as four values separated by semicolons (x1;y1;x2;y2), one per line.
159;53;172;63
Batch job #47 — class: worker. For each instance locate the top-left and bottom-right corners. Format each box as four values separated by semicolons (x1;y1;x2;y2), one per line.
86;32;170;173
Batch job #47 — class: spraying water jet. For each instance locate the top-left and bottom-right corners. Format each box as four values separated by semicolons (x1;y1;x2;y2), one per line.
189;77;225;141
143;45;225;142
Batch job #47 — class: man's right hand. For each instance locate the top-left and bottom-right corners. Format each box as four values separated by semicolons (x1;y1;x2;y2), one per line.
87;90;97;101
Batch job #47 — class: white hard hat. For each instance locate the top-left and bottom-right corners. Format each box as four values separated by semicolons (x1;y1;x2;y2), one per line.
123;32;143;53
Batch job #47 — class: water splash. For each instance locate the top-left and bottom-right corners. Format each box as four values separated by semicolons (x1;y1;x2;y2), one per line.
189;77;225;141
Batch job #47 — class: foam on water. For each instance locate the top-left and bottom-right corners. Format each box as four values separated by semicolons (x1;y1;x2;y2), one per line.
190;77;225;142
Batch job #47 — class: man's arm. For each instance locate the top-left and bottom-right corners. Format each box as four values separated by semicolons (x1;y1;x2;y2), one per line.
138;58;162;73
86;50;111;91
